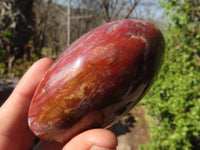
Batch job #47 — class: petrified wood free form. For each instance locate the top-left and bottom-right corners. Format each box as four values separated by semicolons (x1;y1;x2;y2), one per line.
28;19;165;143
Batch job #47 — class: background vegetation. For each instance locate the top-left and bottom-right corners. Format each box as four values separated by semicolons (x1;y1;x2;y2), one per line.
140;0;200;149
0;0;165;77
0;0;199;149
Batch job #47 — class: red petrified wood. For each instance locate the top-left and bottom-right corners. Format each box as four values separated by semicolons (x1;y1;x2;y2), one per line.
28;19;165;143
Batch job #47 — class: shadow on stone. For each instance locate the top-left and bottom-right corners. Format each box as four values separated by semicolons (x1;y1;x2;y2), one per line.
111;113;136;136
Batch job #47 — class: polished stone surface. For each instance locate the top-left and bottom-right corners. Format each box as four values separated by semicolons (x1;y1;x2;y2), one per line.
28;19;165;143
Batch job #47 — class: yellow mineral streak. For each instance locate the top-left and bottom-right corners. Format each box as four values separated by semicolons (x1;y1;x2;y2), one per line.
38;65;103;124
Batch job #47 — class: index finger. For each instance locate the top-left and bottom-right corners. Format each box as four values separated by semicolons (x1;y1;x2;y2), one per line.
0;58;53;150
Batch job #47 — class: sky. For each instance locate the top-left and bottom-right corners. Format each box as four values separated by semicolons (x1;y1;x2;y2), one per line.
56;0;167;28
57;0;166;17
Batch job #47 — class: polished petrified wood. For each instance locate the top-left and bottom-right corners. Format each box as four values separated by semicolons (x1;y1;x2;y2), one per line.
28;19;165;143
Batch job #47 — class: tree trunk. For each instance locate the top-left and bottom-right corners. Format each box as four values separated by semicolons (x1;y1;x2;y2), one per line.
0;0;35;59
14;0;35;58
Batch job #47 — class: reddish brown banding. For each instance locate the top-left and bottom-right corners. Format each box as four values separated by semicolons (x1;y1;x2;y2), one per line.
28;19;165;143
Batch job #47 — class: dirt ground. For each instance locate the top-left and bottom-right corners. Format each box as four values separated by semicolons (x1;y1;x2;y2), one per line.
111;105;150;150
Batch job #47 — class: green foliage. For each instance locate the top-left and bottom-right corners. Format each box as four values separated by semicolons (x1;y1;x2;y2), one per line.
0;49;6;61
13;53;39;77
0;63;6;76
0;49;7;77
140;0;200;149
0;53;40;78
0;45;40;77
2;29;12;39
30;53;39;62
28;40;34;45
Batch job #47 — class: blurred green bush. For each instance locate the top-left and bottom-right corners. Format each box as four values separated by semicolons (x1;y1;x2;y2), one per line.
140;0;200;149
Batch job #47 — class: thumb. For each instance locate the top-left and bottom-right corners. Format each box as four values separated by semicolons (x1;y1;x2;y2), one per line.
63;129;118;150
33;129;117;150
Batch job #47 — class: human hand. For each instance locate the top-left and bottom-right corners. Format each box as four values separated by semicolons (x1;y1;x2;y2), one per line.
0;58;117;150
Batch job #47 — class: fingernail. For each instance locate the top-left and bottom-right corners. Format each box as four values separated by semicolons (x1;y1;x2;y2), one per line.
90;145;116;150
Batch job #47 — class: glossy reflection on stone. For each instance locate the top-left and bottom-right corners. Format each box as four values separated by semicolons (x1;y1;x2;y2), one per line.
28;19;165;143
